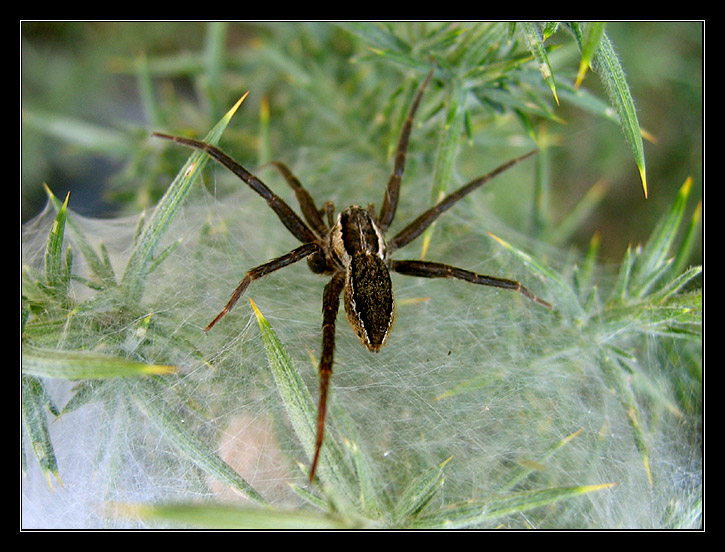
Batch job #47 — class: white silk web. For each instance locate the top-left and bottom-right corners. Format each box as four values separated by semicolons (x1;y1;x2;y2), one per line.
22;156;700;528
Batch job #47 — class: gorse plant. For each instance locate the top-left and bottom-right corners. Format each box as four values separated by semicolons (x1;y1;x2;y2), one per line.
21;22;701;529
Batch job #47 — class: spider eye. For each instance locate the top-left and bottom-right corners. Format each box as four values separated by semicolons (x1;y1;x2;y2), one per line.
344;253;395;352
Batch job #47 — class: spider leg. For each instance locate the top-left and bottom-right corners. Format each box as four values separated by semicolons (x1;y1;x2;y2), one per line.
154;133;318;244
377;68;434;233
205;243;321;332
309;271;346;482
391;259;552;308
388;149;538;252
265;161;329;237
320;201;335;228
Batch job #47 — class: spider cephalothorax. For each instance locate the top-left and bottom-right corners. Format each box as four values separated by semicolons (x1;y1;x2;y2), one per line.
154;68;551;482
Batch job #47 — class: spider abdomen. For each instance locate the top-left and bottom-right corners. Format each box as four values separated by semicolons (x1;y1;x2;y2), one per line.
344;252;395;352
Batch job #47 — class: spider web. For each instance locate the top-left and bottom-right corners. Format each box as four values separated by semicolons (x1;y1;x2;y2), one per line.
22;161;700;528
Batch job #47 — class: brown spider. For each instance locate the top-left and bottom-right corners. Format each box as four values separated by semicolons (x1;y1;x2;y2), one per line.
154;69;551;483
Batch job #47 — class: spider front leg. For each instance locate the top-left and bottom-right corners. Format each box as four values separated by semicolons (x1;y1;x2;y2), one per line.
205;243;321;331
153;132;318;245
388;149;538;253
391;259;552;308
377;68;434;233
265;160;329;238
309;271;346;482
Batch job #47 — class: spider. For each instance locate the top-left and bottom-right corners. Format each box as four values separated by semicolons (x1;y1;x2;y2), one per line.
154;69;551;482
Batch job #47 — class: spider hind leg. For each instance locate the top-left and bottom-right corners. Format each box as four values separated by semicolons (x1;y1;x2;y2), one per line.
204;243;321;332
309;272;346;482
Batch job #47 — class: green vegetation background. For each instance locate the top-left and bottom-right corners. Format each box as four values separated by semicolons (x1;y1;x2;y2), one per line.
21;22;703;529
21;22;702;265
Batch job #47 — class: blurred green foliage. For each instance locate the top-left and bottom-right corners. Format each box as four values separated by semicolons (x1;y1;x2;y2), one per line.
21;22;702;528
22;22;702;266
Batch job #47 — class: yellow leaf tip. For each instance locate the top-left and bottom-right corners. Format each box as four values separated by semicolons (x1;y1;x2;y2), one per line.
563;428;585;444
248;297;262;319
150;364;179;375
487;232;508;248
44;470;65;491
439;455;454;469
680;176;693;196
639;167;648;199
226;91;250;121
